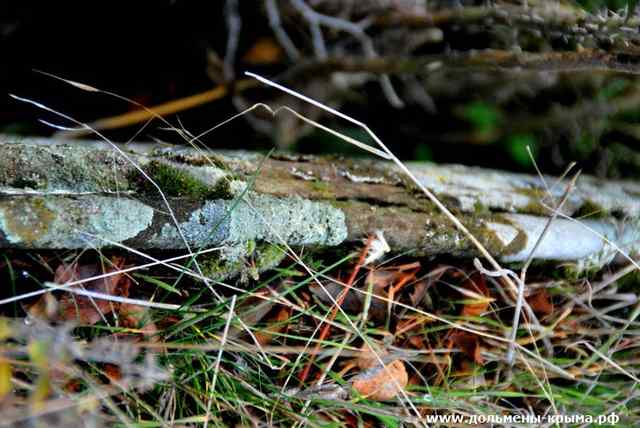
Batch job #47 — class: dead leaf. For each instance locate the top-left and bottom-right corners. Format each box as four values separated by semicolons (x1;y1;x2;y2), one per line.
310;271;404;314
460;273;490;318
103;364;122;383
28;257;130;325
355;342;389;370
119;302;159;342
407;335;425;349
394;262;421;272
409;280;429;307
351;359;408;401
448;330;483;364
254;307;290;346
365;270;404;320
527;289;553;316
310;280;362;312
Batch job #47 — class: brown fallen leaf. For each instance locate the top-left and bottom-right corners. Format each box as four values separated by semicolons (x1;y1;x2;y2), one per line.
309;279;362;312
460;272;491;318
103;363;122;383
527;289;554;316
351;359;408;401
310;270;405;321
119;302;159;342
254;306;291;346
354;341;390;370
28;257;130;325
407;334;425;349
447;330;483;364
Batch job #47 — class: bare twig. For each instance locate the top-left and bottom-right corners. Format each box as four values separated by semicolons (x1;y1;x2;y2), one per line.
223;0;242;81
265;0;301;61
289;0;404;107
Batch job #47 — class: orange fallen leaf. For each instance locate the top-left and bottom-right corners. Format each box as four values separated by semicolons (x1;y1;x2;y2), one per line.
527;289;554;316
407;334;425;349
103;363;122;383
351;359;408;401
119;302;159;343
461;272;491;318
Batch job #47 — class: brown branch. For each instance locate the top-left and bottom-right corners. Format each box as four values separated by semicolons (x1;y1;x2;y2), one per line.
55;79;259;138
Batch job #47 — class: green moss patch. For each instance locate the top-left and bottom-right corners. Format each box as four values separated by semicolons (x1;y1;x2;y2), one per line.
131;160;230;200
200;240;286;283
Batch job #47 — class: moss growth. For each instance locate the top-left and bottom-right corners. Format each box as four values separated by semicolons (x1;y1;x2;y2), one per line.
147;161;214;198
459;213;530;257
311;181;335;198
574;200;608;219
559;263;602;282
199;240;286;283
165;152;230;170
520;201;550;216
255;242;285;269
616;269;640;292
515;187;551;216
131;160;231;200
212;179;235;199
473;200;491;215
200;252;246;281
467;222;513;256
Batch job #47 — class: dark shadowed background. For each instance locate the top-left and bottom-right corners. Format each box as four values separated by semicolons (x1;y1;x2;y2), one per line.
1;0;639;177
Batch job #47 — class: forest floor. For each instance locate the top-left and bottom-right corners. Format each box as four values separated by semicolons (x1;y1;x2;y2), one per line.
3;1;640;425
0;141;638;427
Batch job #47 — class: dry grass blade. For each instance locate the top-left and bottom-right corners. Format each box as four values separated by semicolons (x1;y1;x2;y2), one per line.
245;70;525;359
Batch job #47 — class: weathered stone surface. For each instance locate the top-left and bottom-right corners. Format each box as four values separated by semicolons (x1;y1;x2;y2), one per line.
408;163;640;218
0;196;154;248
1;135;639;268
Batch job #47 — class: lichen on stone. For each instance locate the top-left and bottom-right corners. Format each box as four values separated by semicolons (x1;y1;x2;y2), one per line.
228;194;347;246
0;196;154;248
0;197;55;244
0;143;135;194
147;193;348;249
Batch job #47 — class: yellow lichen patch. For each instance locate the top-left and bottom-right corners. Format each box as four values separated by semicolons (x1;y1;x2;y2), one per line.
0;197;55;245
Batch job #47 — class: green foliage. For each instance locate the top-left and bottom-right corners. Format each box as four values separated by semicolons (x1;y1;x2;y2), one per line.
415;143;432;161
577;0;636;12
574;134;598;159
504;134;537;167
462;101;501;136
598;79;630;101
